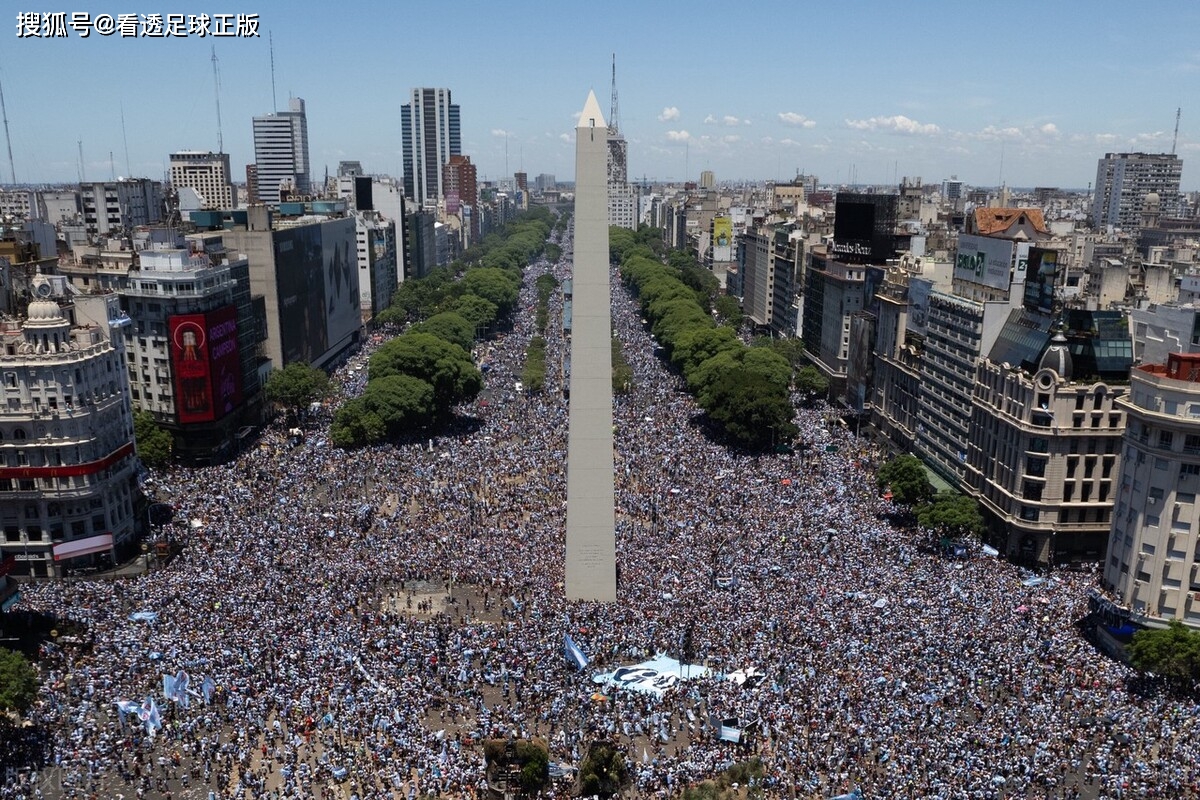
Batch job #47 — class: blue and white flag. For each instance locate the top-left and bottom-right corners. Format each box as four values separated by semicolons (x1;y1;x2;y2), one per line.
114;699;141;725
129;611;159;623
162;674;177;703
201;676;216;705
564;634;589;671
174;670;191;709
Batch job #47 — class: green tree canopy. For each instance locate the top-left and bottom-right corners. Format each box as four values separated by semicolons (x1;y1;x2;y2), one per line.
0;647;38;714
369;332;482;409
795;364;830;401
700;368;798;451
579;741;629;800
877;454;935;506
671;326;742;379
331;375;436;448
263;362;330;411
713;294;743;328
1127;619;1200;690
916;492;984;538
133;410;173;468
449;293;499;332
413;311;476;353
461;267;521;318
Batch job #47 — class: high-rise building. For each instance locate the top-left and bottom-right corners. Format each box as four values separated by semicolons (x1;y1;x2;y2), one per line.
443;154;478;243
0;282;138;577
401;88;461;206
252;97;311;204
1104;353;1200;627
699;170;715;190
80;179;163;238
170;151;236;210
1091;152;1183;232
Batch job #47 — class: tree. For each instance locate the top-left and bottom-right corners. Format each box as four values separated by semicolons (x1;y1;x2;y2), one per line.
133;410;173;468
713;294;743;328
331;375;436;447
701;369;798;451
612;337;634;395
1127;620;1200;690
264;363;330;412
451;294;499;333
369;333;482;410
916;492;984;538
578;741;629;799
0;648;38;714
413;311;475;352
670;326;741;380
461;267;521;319
795;365;830;402
876;454;934;506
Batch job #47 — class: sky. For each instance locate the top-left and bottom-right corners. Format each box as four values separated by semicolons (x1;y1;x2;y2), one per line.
4;1;1199;190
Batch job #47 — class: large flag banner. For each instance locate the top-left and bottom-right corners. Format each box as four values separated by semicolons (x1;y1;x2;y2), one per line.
114;699;141;725
592;654;710;697
564;634;589;671
201;676;216;705
175;669;191;709
161;674;176;703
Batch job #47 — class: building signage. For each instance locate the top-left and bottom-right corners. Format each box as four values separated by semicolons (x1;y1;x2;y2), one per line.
954;234;1016;291
831;241;873;257
169;305;242;425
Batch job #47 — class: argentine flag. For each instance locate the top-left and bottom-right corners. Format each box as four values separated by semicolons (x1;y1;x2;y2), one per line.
563;634;589;671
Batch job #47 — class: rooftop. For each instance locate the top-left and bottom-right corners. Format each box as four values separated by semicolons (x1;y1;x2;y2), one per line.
972;207;1049;236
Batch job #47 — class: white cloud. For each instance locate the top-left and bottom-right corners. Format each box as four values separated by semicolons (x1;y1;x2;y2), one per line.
665;130;691;142
559;133;570;143
1039;123;1059;136
1095;133;1119;144
703;114;716;125
722;115;742;127
845;115;940;135
975;125;1024;141
658;106;680;122
779;138;803;147
722;135;741;144
491;128;509;138
778;112;816;129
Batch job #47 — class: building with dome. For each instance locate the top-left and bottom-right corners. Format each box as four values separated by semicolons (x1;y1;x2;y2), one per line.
0;278;138;577
1091;151;1182;233
966;309;1133;566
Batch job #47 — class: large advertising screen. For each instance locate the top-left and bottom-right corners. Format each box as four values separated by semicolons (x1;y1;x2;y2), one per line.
712;217;733;261
906;277;932;337
273;218;361;366
832;194;897;264
1022;247;1059;314
169;305;243;424
954;234;1017;291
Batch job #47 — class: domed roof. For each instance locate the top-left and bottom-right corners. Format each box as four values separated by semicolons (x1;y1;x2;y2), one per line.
25;298;64;322
1145;191;1160;206
1038;331;1073;380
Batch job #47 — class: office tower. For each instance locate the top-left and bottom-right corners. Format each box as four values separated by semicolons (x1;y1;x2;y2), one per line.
252;97;311;204
699;170;715;189
565;90;615;602
170;151;236;209
443;154;478;243
1091;152;1182;232
80;178;163;238
401;88;460;205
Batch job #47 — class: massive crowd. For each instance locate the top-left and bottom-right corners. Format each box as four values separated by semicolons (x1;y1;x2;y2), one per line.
4;226;1200;800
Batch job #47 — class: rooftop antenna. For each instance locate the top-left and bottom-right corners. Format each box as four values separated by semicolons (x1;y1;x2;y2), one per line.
1172;107;1181;155
998;142;1005;188
0;66;14;185
211;45;224;152
78;140;85;183
269;30;277;112
120;103;131;176
109;150;115;180
609;53;619;133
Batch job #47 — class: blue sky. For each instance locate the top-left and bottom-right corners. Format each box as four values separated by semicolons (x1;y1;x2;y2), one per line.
5;1;1199;189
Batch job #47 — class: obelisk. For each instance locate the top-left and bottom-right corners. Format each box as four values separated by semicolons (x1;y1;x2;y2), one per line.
564;90;616;602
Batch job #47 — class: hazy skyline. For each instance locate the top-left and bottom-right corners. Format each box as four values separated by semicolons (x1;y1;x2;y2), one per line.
5;1;1198;190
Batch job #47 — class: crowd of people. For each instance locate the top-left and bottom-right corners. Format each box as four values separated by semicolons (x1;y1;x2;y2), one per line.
4;224;1200;800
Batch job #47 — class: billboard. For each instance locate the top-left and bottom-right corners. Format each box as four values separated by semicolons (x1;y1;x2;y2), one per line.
169;305;243;424
1022;247;1059;314
712;217;733;261
1014;241;1031;283
954;234;1016;291
832;193;897;264
274;219;361;366
906;277;932;337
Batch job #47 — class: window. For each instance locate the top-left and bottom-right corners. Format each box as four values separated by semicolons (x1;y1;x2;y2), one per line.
1178;492;1197;505
1020;506;1039;521
1030;437;1049;453
1147;515;1161;528
1159;430;1175;450
1183;463;1200;476
1026;457;1047;478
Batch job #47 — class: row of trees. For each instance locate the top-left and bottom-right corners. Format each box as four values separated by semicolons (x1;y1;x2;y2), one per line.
331;209;555;447
876;454;985;537
612;229;797;450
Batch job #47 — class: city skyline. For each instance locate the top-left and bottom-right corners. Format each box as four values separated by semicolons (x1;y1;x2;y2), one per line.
4;0;1199;191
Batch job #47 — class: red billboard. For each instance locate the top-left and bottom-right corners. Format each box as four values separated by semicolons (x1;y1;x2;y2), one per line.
169;305;242;424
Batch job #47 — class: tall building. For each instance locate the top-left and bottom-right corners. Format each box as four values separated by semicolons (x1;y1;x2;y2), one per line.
0;282;138;577
1091;152;1183;232
401;88;461;206
80;179;163;238
169;151;237;210
565;90;616;602
252;97;311;204
443;154;479;243
121;230;264;464
1104;353;1200;627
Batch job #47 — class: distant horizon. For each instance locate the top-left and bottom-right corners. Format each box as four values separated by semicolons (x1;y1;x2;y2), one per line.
4;1;1197;191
